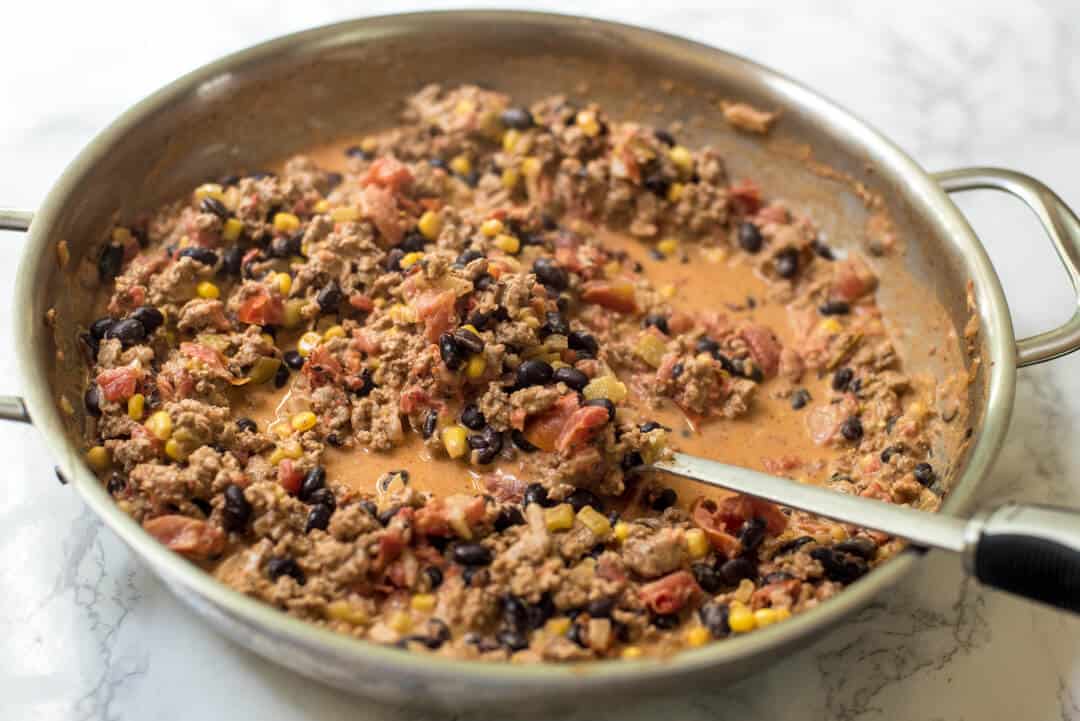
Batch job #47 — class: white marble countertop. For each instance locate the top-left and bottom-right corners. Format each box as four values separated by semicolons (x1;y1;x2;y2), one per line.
2;1;1079;719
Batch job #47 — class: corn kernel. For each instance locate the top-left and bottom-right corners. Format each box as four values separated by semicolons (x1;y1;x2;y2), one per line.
545;617;572;636
703;247;727;264
666;182;685;203
454;98;476;116
830;525;849;542
685;626;711;647
621;646;643;660
85;445;110;472
388;304;419;324
521;156;542;178
449;154;472;176
442;425;469;459
313;199;330;213
501;167;520;190
776;607;792;621
164;438;187;461
323;325;346;341
577;506;612;537
613;521;631;544
388;610;412;634
493;234;520;255
410;594;437;612
326;600;368;625
194;183;224;202
269;447;287;466
734;578;755;604
669;145;694;174
582;375;628;403
634;332;668;368
196;281;220;299
361;137;378;154
728;606;756;633
659;283;677;299
291;411;318;432
111;227;132;246
502;129;521;153
753;608;779;628
400;251;424;269
417;210;442;240
274;272;292;296
545;503;575;532
145;411;173;441
480;218;504;237
222;217;244;242
576;110;600;137
657;238;679;257
298;331;322;357
127;393;145;422
685;528;709;559
331;206;360;223
819;317;843;334
465;354;487;379
273;212;301;234
283;441;303;459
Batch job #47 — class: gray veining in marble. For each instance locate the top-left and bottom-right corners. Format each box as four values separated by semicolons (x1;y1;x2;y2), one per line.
2;1;1079;719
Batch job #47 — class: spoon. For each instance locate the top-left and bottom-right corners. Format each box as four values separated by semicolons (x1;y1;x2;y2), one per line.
653;452;1080;614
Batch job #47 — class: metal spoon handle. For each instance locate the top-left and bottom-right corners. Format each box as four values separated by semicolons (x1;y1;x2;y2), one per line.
653;453;1080;614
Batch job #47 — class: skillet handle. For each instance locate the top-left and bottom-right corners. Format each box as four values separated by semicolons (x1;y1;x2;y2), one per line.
0;208;34;423
934;167;1080;367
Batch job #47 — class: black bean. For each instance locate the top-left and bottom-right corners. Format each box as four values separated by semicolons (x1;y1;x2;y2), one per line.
523;483;552;508
651;613;680;630
274;363;289;388
130;306;164;334
566;488;602;513
653;128;676;146
762;571;795;584
452;543;492;566
516;359;554;387
835;537;877;559
511;429;539;453
642;314;670;335
472;272;494;291
840;416;864;442
460;404;485;431
199;196;229;219
650;487;678;512
399;231;426;253
496;629;529;652
424;566;444;590
583;397;616;422
283;350;304;371
105;473;125;495
452;327;484;355
791;389;811;410
737;222;763;253
269;234;300;258
777;536;815;555
880;444;905;463
422;619;452;649
266;557;305;585
422;409;438;439
357;499;378;519
532;258;569;291
810;547;868;583
306;488;336;510
494;506;525;531
539;311;570;339
377;505;402;526
621;451;645;471
305;504;333;533
567;331;599;356
719;557;757;585
177;247;219;266
812;239;835;260
439;333;464;371
221;246;244;276
299;466;326;501
819;300;850;316
325;171;343;190
553;366;588;391
832;367;854;392
643;173;671;198
699;601;730;638
344;145;372;160
454;249;484;267
913;462;935;486
98;244;124;282
235;417;257;433
695;336;720;354
84;385;102;417
672;362;685;379
566;622;588;647
468;427;503;465
585;597;615;618
90;317;115;340
738;517;767;552
462;170;480;187
104;318;147;347
775;247;799;278
500;107;535;130
316;280;343;313
692;561;725;594
385;248;405;272
639;421;666;433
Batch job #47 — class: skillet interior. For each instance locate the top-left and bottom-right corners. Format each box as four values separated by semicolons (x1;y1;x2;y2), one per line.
19;11;1013;712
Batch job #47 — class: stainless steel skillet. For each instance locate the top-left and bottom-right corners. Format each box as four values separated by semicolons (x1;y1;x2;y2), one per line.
3;11;1080;714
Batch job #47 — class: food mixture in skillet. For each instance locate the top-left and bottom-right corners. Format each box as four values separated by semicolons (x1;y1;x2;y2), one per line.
77;85;959;661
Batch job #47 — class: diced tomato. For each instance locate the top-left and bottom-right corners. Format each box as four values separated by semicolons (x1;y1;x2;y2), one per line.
360;184;404;245
360;156;414;194
352;329;382;356
414;495;486;538
596;555;627;583
729;178;762;215
413;290;457;343
523;394;580;452
739;324;782;377
180;342;225;371
399;386;430;415
751;578;801;610
348;293;375;312
830;257;877;302
237;286;284;326
581;280;638;313
277;459;303;495
375;528;407;569
143;515;226;560
754;203;789;225
96;366;141;402
302;345;344;388
639;571;700;615
555;404;610;453
690;498;740;556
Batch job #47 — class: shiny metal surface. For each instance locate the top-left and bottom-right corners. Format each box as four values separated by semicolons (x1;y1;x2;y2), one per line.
0;208;33;232
656;453;970;552
4;10;1078;713
935;168;1080;367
